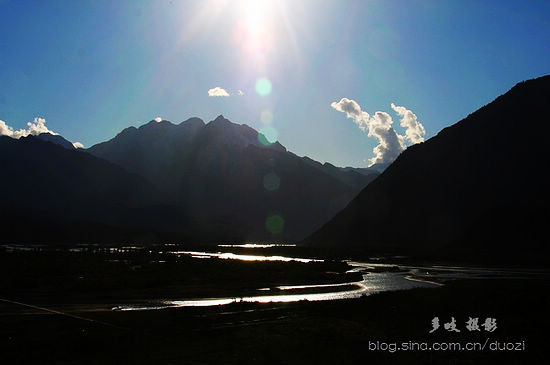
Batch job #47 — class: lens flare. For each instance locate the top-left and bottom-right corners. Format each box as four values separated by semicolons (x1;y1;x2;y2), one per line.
263;172;280;191
266;214;285;234
258;125;278;145
255;78;272;96
260;109;273;124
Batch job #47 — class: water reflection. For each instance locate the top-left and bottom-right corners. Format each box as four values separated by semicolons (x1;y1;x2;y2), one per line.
5;243;543;312
276;282;356;290
171;251;322;263
115;282;368;311
113;269;440;311
218;244;296;248
167;281;367;307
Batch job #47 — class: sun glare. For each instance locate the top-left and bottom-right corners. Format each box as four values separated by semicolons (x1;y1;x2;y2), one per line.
181;0;303;70
242;0;269;32
231;0;278;59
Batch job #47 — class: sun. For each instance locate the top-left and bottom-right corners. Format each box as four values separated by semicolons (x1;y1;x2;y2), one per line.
205;0;282;57
232;0;279;58
240;0;275;32
176;0;304;85
178;0;302;67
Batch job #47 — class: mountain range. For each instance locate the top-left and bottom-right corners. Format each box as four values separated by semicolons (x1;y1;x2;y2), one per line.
86;115;378;242
0;116;378;244
305;75;550;262
3;75;548;261
0;133;186;243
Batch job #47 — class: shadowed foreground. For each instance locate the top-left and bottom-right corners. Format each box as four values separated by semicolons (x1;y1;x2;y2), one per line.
2;277;548;364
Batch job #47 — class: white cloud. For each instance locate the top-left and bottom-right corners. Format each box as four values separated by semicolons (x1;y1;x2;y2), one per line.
0;120;13;137
237;90;245;96
154;117;162;122
367;111;406;165
391;103;426;144
331;99;425;166
208;87;230;97
0;117;83;149
330;98;369;131
0;117;57;139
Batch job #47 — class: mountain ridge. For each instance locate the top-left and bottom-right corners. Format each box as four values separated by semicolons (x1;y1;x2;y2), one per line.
303;75;550;262
35;132;76;150
86;115;379;241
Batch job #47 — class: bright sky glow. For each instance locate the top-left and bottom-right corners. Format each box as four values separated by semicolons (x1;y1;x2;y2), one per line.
0;0;549;167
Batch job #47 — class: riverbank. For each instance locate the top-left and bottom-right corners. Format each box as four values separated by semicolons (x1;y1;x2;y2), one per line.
0;248;360;305
2;246;548;363
2;278;548;364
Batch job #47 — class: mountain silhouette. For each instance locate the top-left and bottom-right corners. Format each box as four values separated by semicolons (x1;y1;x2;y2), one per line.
0;134;200;244
305;75;550;262
35;132;76;150
87;115;378;241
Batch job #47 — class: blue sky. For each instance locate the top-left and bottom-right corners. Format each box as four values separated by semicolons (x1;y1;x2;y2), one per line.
1;0;549;167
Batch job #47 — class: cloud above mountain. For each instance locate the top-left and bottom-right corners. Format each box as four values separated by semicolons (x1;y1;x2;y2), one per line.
330;98;369;131
208;87;230;97
391;103;426;144
0;117;57;139
331;99;425;166
0;117;83;148
367;111;406;165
